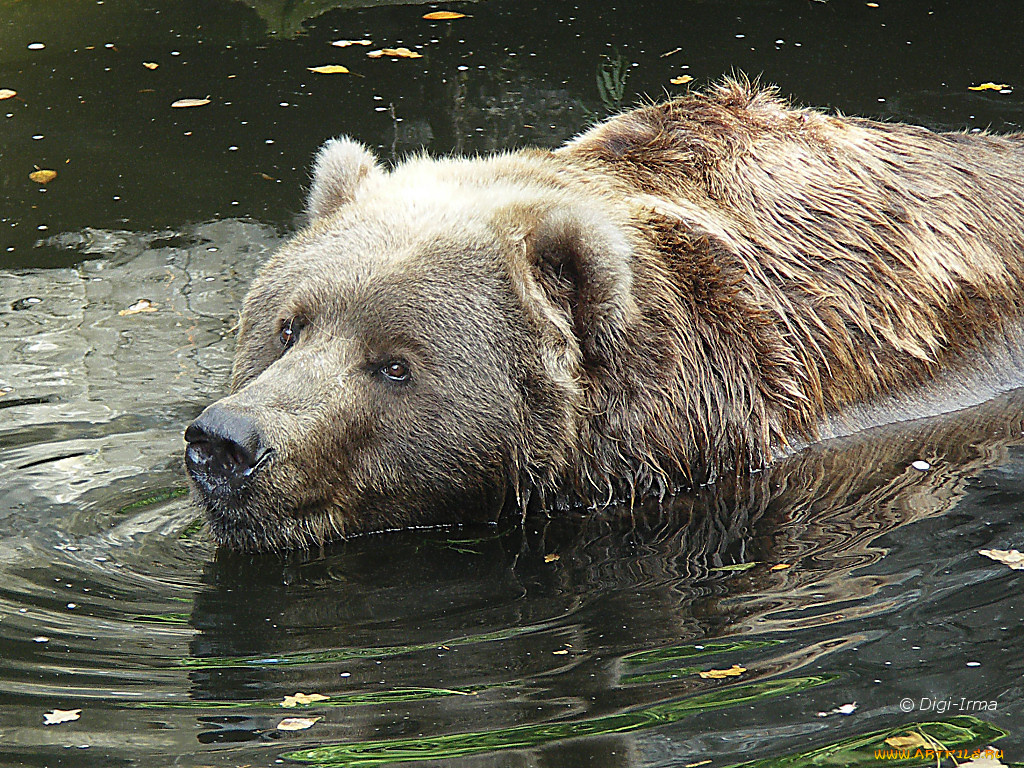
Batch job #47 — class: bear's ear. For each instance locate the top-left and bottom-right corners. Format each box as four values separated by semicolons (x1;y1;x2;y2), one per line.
306;137;382;220
528;205;638;365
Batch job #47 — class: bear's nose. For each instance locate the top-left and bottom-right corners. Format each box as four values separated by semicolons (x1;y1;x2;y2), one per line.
184;405;271;485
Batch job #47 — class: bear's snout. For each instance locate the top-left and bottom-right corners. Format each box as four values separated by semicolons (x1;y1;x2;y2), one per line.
184;404;272;500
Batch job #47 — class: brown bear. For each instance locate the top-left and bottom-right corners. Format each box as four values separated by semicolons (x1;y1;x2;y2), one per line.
184;79;1024;552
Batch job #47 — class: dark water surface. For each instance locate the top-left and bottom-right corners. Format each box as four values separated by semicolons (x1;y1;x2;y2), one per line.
2;1;1023;766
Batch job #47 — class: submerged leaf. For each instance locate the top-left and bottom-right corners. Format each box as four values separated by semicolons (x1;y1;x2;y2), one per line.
423;11;466;19
308;65;350;74
29;169;57;184
367;47;423;59
698;664;746;679
885;732;932;749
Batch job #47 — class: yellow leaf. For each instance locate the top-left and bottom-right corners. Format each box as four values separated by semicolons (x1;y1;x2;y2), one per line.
543;553;560;562
118;299;158;316
142;62;158;70
367;47;423;59
277;716;322;731
770;563;792;571
0;88;16;100
670;75;694;85
979;549;1024;569
331;39;372;47
171;98;211;108
29;169;57;184
43;708;81;725
281;692;330;708
552;649;569;655
685;762;712;767
423;11;466;19
969;82;1011;92
698;664;746;679
885;733;931;749
308;65;350;74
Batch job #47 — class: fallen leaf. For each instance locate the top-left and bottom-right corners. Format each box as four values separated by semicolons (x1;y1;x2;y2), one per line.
979;549;1024;569
660;47;682;58
367;48;423;59
29;169;57;184
118;299;158;316
969;82;1011;92
769;563;792;571
552;649;570;655
885;733;931;749
308;65;350;74
685;762;712;768
709;561;758;572
142;62;158;70
171;98;211;108
543;553;560;562
0;88;16;100
281;692;330;708
817;702;857;717
911;460;931;471
331;39;372;47
423;11;466;19
698;664;745;679
44;708;81;725
278;716;322;731
670;75;694;85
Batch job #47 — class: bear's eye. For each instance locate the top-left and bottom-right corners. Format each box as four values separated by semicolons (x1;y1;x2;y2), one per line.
279;317;305;350
378;360;411;383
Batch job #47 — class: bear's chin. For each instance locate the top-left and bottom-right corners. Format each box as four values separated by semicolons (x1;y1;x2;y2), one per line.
192;490;351;553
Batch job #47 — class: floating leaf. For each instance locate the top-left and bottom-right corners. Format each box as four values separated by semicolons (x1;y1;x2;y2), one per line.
142;62;158;70
770;563;792;571
543;553;560;562
817;702;858;717
308;65;350;74
660;47;682;58
44;709;81;725
118;299;158;316
281;692;330;708
709;561;758;572
670;75;694;85
885;732;932;749
367;47;423;59
698;664;745;679
968;83;1011;92
278;716;322;731
331;39;372;47
685;762;712;768
423;11;466;19
171;98;210;108
552;649;569;655
961;750;1007;768
29;169;57;184
979;549;1024;570
0;88;16;100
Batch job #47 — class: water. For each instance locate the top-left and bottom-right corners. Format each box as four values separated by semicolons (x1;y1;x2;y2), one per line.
1;1;1022;765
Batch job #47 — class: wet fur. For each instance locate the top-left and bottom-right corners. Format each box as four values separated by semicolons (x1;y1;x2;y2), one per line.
193;79;1024;551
